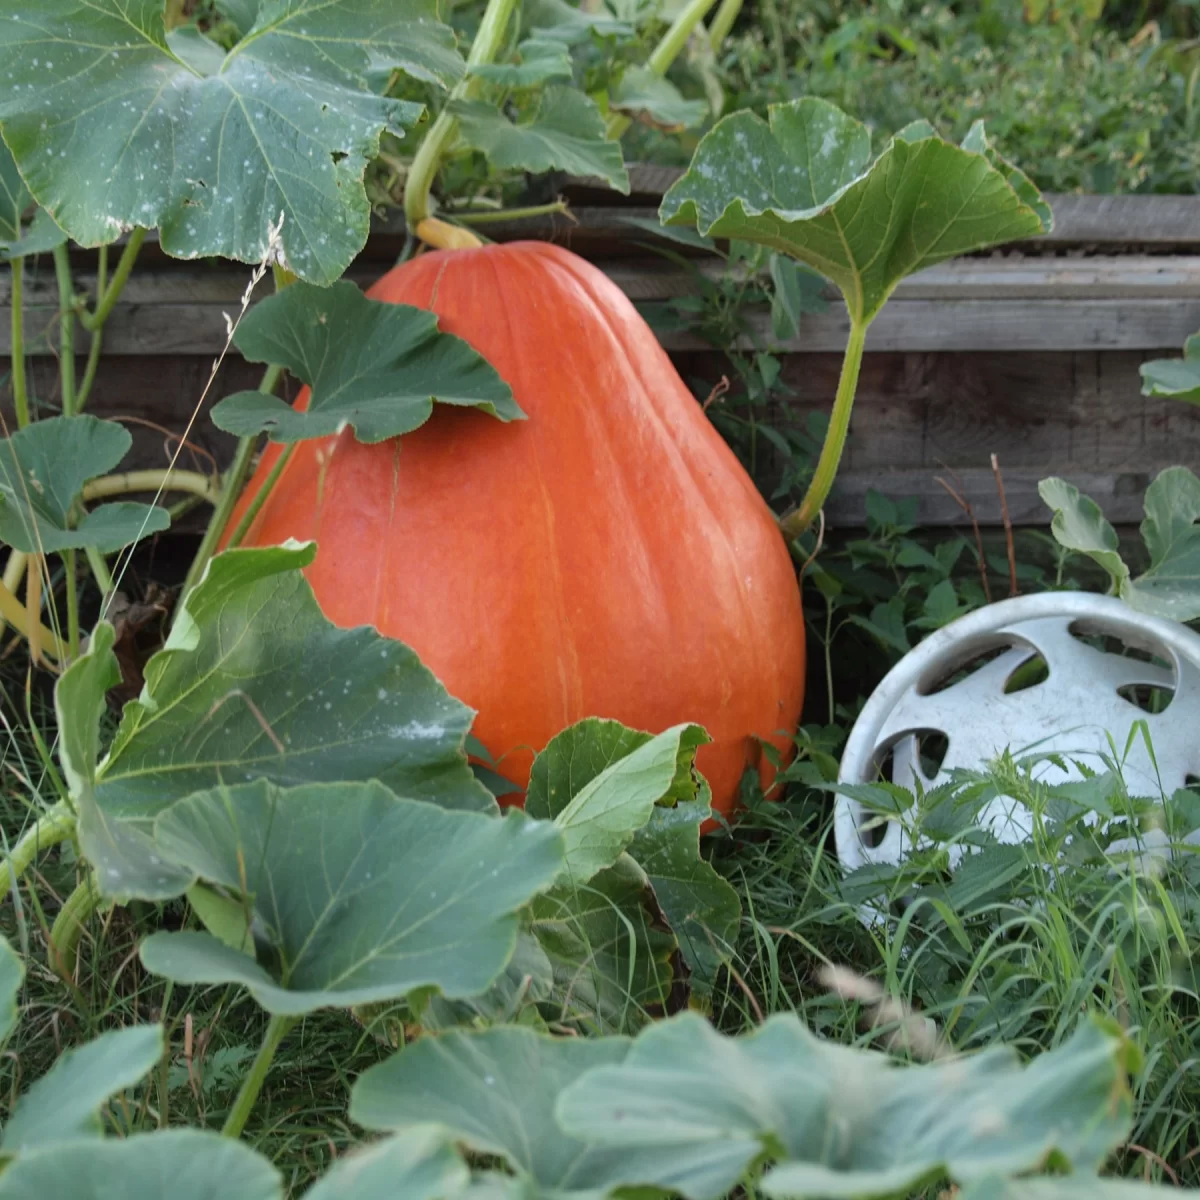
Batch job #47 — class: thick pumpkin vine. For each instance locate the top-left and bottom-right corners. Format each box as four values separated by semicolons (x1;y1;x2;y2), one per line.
0;0;1104;1192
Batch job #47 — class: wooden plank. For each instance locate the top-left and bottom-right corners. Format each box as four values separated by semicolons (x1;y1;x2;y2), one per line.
12;254;1200;309
5;274;1197;356
825;467;1161;527
663;299;1200;353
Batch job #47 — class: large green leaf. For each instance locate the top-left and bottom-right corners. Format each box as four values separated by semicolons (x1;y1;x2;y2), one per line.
139;780;564;1014
454;88;629;193
626;803;739;1000
970;1178;1200;1200
0;142;65;261
610;68;707;131
58;545;493;900
352;1026;643;1200
0;416;169;554
0;1026;163;1152
660;98;1050;324
535;722;707;884
469;39;573;86
527;720;738;999
1141;333;1200;405
525;0;634;42
0;1;462;284
1040;468;1200;621
0;1131;281;1200
556;1014;1134;1200
0;935;22;1045
958;1179;1200;1200
211;281;521;444
530;854;676;1033
303;1127;469;1200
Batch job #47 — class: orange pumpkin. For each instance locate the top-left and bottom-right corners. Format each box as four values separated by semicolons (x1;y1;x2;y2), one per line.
227;242;806;820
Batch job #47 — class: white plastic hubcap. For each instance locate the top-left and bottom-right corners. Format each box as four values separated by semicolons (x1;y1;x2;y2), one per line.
835;593;1200;872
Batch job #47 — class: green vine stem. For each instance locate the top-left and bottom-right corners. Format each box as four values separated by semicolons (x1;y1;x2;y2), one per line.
453;200;569;224
10;257;29;428
403;0;520;232
181;362;284;602
76;326;103;414
83;468;221;506
708;0;743;50
48;872;105;979
0;803;77;899
63;549;79;659
221;1013;297;1139
605;0;720;139
779;320;866;541
225;444;295;550
52;243;77;417
80;229;146;333
85;545;114;598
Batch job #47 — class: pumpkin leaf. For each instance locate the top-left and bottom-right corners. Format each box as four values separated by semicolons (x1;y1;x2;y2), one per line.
352;1026;640;1200
139;780;565;1014
530;854;676;1034
469;39;574;87
627;803;739;1001
525;0;635;43
535;722;708;884
454;88;630;194
0;141;65;261
0;1;461;285
0;935;21;1045
0;416;169;554
0;1026;163;1153
0;1131;282;1200
526;719;737;1000
57;545;493;901
1141;333;1200;404
1040;468;1200;622
421;927;555;1031
610;68;707;131
211;281;521;444
957;1177;1200;1200
769;254;829;341
660;98;1050;325
555;1013;1134;1200
302;1126;470;1200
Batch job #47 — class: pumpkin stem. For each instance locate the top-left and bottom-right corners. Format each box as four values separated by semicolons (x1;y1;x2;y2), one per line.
779;319;867;542
403;0;520;238
414;217;484;251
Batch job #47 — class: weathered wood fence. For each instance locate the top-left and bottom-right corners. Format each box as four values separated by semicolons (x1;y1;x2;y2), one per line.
3;165;1199;528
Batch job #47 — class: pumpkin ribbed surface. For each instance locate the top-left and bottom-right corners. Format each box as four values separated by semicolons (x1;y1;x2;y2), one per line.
227;241;806;819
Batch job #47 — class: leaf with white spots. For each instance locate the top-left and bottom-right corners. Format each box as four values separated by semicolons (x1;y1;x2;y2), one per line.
139;780;564;1014
0;138;64;260
55;544;495;901
0;0;464;284
211;281;521;444
661;98;1050;325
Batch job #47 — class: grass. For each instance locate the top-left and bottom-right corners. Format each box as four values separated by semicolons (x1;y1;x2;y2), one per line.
0;520;1196;1194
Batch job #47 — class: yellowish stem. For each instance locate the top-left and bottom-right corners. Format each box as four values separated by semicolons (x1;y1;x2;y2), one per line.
0;552;27;641
415;218;483;251
81;469;220;506
2;570;62;664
